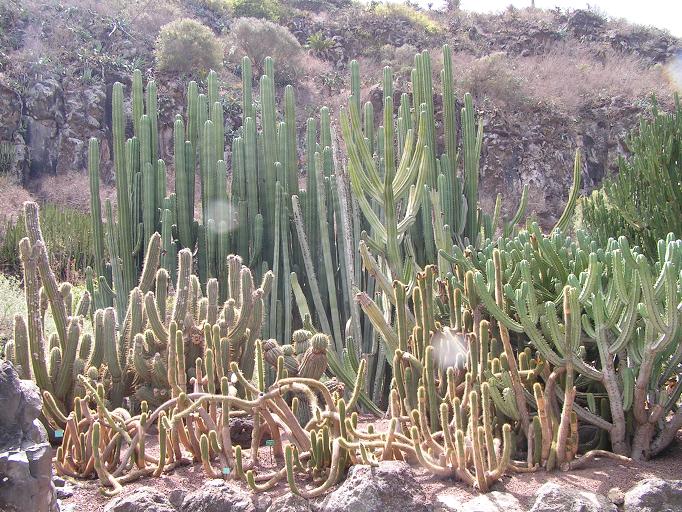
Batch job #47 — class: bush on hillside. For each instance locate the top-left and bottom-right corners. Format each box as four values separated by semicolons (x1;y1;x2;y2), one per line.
372;3;441;34
228;18;304;84
460;52;528;108
580;95;682;258
227;0;283;20
155;18;223;75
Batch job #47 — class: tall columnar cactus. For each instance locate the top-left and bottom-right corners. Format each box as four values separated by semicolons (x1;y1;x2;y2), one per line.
339;45;533;408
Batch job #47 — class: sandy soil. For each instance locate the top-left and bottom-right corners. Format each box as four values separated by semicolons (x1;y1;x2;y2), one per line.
60;428;682;511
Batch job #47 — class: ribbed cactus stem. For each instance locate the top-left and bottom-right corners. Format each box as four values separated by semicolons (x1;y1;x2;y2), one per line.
19;237;53;396
172;249;192;328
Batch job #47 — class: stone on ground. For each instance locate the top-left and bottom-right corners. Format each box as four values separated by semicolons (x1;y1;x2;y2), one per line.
0;361;58;512
624;478;682;512
529;482;616;512
180;479;256;512
318;461;430;512
103;487;175;512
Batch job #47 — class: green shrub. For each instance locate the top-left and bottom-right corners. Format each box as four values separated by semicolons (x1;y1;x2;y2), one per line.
373;3;441;34
226;0;282;20
155;18;223;75
580;95;682;257
0;202;94;280
192;0;231;14
305;32;335;55
229;18;304;84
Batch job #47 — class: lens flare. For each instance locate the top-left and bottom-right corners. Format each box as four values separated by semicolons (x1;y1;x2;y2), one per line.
663;50;682;92
431;328;469;371
205;199;238;235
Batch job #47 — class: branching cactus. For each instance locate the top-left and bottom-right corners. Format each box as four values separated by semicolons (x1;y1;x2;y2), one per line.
442;224;682;461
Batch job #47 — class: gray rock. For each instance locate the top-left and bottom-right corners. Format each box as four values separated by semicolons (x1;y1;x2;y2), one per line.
267;493;311;512
180;479;255;512
0;361;58;512
460;492;525;512
168;488;187;509
56;484;73;499
606;488;624;506
103;487;175;512
319;461;430;512
529;482;616;512
624;478;682;512
253;494;273;512
435;494;463;511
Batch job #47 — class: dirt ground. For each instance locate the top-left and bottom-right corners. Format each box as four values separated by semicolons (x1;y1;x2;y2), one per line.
61;428;682;511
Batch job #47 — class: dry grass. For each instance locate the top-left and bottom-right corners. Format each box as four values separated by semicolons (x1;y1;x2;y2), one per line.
0;175;34;235
516;43;671;111
30;170;116;214
447;42;672;112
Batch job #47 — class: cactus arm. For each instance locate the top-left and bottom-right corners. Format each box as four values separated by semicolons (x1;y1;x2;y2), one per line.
472;272;523;332
552;150;582;234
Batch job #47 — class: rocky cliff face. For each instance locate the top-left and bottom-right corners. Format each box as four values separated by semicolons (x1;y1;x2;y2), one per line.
0;5;678;223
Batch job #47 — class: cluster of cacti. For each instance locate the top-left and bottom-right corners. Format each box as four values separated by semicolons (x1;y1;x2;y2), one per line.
45;318;367;497
5;202;93;416
340;46;552;407
580;94;682;259
442;226;682;460
358;258;641;488
87;70;164;320
5;40;681;501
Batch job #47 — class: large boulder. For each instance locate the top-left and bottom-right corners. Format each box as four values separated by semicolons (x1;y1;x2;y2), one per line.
460;492;525;512
267;493;311;512
318;461;430;512
529;482;616;512
0;361;58;512
180;479;256;512
624;478;682;512
103;487;175;512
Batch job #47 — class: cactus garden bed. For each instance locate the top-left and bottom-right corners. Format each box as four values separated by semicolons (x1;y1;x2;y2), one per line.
1;43;681;512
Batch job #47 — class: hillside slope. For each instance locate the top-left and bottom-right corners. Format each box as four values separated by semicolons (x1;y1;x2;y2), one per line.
0;0;678;225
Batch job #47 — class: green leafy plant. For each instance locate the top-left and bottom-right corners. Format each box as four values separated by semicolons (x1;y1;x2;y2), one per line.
0;202;93;280
0;141;14;176
305;32;335;55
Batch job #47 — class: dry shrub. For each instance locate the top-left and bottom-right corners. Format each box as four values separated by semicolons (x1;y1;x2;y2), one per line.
227;18;304;85
454;52;528;109
130;3;184;40
155;18;223;75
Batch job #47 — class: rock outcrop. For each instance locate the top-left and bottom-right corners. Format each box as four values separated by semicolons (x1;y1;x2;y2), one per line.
318;461;430;512
0;361;59;512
